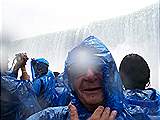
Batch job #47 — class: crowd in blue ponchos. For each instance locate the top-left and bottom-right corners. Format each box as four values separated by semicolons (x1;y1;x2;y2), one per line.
1;36;160;120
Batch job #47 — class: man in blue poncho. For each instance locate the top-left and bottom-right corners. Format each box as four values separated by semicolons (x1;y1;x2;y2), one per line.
119;54;160;119
27;36;150;120
1;53;41;120
31;58;58;109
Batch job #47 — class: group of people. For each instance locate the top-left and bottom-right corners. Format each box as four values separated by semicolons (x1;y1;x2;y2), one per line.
1;36;160;120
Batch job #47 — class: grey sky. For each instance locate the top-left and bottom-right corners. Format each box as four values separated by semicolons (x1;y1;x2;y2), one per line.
2;0;158;41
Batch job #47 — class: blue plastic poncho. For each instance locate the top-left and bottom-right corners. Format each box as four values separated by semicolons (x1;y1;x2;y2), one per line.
31;58;58;109
54;73;72;106
124;88;160;119
1;72;41;120
4;69;19;78
27;36;150;120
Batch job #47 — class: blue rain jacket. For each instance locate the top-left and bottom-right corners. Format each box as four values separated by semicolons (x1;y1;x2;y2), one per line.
124;88;160;119
4;69;19;78
31;58;58;108
55;73;72;106
27;36;150;120
1;72;41;120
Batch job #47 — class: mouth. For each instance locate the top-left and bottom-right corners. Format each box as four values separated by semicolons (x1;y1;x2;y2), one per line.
82;87;102;92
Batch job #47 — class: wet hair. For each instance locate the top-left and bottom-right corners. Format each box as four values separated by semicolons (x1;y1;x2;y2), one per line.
119;54;150;89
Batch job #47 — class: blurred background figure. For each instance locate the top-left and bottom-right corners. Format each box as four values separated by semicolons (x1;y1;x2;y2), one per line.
1;53;41;120
119;53;160;119
31;58;58;109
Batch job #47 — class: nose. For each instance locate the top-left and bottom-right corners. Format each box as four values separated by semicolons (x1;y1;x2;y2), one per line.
86;68;95;81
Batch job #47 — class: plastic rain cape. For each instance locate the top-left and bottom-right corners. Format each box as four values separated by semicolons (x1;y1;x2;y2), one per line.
1;74;41;120
124;88;160;119
31;58;58;108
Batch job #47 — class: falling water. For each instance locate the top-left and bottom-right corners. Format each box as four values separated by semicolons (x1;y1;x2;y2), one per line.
8;3;159;89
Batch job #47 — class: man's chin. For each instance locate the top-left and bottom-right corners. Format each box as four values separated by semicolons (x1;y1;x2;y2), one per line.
83;99;104;112
87;100;103;105
84;97;104;106
78;93;104;108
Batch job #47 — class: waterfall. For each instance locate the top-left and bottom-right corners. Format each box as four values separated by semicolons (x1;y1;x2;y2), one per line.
8;3;159;89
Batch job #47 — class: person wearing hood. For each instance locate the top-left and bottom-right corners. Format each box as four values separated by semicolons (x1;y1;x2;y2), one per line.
27;36;150;120
1;53;41;120
31;58;58;109
119;54;160;119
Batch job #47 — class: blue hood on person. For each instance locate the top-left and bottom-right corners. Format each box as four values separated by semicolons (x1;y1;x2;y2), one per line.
31;58;49;80
63;36;124;118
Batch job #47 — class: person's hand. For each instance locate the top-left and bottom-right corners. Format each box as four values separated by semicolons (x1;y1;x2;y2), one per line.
88;106;117;120
15;53;29;68
68;103;79;120
68;104;117;120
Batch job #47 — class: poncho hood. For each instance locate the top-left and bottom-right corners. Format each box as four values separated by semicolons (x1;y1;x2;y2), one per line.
63;36;123;116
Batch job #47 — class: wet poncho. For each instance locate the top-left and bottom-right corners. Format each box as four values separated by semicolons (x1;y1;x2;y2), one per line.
1;71;41;120
124;88;160;119
31;58;58;109
4;69;19;78
27;36;150;120
55;73;72;106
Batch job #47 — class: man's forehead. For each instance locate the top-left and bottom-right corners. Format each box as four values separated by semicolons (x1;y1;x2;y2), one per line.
68;60;104;79
69;48;101;63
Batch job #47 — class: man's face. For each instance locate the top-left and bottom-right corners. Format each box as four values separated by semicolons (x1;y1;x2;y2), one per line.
70;65;104;111
32;62;48;78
